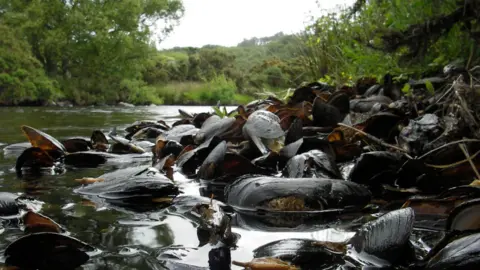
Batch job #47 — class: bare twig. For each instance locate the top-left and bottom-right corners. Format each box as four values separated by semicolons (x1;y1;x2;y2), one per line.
419;138;480;159
459;143;480;180
337;123;412;158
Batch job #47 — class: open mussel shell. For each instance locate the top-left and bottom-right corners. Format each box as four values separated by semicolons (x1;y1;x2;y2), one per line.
446;198;480;232
424;232;480;269
225;176;371;214
177;136;223;176
348;208;415;267
4;232;95;270
21;125;67;155
243;110;285;155
15;147;62;177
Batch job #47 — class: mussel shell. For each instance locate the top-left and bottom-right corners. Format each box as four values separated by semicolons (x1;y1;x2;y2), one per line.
64;151;112;168
312;96;343;127
446;198;480;232
195;116;235;144
425;232;480;269
192;112;212;128
398;114;443;156
348;208;415;266
61;138;92;152
283;150;341;179
4;232;94;270
350;96;392;113
91;130;108;146
348;151;404;187
163;124;198;142
124;120;169;135
243;110;283;139
328;90;350;115
225;176;371;213
253;238;346;269
21;125;67;154
0;192;20;217
130;127;165;142
73;166;179;204
15;147;58;177
285;118;303;145
198;141;227;180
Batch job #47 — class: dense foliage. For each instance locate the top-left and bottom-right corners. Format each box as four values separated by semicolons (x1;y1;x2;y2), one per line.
1;0;479;106
300;0;480;85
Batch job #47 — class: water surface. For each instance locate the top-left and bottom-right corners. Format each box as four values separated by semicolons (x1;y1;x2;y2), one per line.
0;106;353;269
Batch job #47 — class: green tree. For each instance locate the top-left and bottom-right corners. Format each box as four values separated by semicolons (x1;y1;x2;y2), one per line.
0;23;59;105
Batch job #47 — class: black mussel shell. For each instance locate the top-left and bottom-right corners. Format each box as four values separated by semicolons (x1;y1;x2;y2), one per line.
198;141;227;180
350;96;392;113
348;208;415;266
0;192;20;217
348;151;405;187
91;130;108;145
252;239;345;270
125;120;169;136
425;232;480;269
285;118;303;145
15;147;59;177
283;149;341;179
4;232;95;270
130;127;165;142
163;124;198;142
362;112;402;142
312;96;343;127
177;136;223;176
193;112;213;128
195;116;235;144
225;176;371;213
328;90;350;116
398;114;443;156
288;82;333;104
64;151;113;168
74;166;179;206
61;138;92;152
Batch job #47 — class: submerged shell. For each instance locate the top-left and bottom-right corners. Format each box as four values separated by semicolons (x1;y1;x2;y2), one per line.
4;232;95;270
225;176;371;212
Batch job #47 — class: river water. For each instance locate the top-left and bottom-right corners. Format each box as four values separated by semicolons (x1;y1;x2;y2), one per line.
0;106;354;269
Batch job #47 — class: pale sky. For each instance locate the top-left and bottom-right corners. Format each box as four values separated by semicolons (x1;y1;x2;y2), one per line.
157;0;355;49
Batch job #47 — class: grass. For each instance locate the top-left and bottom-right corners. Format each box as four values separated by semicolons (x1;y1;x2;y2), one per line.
151;75;256;105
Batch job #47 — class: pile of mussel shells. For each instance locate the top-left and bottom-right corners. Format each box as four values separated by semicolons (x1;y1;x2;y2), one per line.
4;66;480;269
